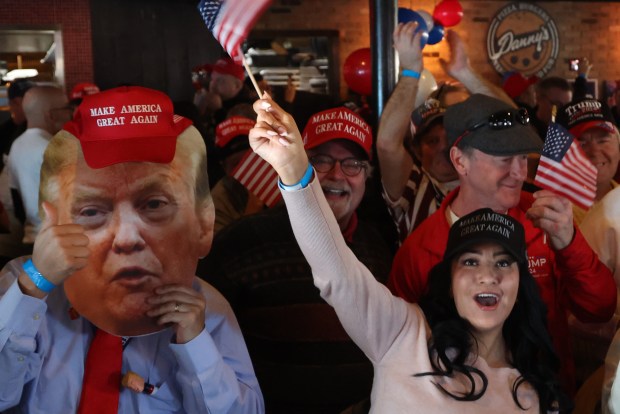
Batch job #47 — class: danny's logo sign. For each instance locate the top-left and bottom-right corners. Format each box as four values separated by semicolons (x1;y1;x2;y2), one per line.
487;2;559;77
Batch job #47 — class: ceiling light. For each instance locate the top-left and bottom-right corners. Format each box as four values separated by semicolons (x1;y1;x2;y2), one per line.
2;68;38;81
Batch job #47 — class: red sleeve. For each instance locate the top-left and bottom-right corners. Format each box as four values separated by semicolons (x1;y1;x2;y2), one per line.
555;227;617;323
388;231;440;303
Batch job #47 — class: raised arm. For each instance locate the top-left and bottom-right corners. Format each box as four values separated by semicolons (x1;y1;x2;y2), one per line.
249;97;414;362
441;30;516;107
376;22;423;200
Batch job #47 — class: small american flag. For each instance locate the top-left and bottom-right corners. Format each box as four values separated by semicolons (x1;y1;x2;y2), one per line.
232;149;282;208
198;0;272;60
534;122;597;210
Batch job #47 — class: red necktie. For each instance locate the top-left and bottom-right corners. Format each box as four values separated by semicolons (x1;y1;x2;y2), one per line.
77;329;123;414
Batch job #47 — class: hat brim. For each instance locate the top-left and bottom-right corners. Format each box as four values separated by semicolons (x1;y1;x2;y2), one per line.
80;135;178;169
569;120;615;139
304;132;372;160
74;117;193;169
466;124;543;156
444;232;525;264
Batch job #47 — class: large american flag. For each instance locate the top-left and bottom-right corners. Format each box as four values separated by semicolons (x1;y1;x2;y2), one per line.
232;149;282;208
198;0;272;60
534;122;597;210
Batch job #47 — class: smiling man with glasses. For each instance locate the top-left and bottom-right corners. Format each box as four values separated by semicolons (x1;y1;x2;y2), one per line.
198;106;393;413
389;93;617;395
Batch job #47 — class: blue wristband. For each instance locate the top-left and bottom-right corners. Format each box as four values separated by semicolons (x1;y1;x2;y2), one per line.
401;69;421;79
278;163;313;191
23;258;56;293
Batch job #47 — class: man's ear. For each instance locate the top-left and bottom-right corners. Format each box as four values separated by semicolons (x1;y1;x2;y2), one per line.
234;78;244;94
196;198;215;258
450;146;468;176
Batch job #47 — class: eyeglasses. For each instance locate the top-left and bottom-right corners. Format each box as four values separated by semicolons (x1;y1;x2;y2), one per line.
452;108;530;148
309;154;368;177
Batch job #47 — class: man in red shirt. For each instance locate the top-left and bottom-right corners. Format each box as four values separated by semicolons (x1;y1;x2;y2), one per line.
389;93;617;394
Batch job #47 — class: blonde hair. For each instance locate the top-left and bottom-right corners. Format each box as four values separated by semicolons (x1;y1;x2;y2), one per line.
39;125;210;217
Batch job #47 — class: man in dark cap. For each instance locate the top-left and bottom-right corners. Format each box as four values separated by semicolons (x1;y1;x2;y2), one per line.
389;93;617;394
377;22;513;244
0;78;35;171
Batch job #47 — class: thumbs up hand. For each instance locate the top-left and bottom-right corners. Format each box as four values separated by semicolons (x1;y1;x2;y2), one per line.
24;202;90;293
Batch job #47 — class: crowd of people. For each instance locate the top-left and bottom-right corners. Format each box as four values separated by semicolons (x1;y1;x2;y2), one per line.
2;19;620;414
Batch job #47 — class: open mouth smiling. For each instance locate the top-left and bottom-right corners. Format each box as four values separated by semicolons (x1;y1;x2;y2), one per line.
474;292;500;309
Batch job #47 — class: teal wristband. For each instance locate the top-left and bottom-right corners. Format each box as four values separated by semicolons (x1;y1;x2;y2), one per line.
401;69;421;79
23;258;56;293
278;163;313;191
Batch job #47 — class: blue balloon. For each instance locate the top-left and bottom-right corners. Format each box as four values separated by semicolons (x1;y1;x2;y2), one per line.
398;8;429;48
427;24;445;45
397;7;416;24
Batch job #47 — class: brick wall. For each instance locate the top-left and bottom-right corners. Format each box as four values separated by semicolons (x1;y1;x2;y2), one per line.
258;0;620;100
0;0;93;95
2;0;619;101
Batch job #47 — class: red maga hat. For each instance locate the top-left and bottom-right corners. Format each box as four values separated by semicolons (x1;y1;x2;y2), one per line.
502;72;539;100
215;116;255;148
70;82;100;100
63;86;193;169
206;57;245;81
302;107;373;159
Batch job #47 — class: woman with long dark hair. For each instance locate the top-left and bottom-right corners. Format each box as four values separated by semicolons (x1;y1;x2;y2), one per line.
248;96;571;413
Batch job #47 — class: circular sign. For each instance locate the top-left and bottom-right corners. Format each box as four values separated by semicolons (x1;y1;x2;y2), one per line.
487;2;559;78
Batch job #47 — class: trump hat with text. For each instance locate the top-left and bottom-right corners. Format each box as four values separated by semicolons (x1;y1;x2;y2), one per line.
70;82;101;101
556;98;617;139
215;116;255;148
302;107;372;159
63;86;193;169
444;208;527;263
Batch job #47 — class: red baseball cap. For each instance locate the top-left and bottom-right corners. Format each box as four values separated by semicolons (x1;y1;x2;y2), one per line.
63;86;193;169
70;82;100;100
206;57;245;81
215;116;255;148
502;72;538;99
302;107;373;159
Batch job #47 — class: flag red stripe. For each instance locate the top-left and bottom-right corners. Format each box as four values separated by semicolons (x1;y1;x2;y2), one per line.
534;162;596;197
539;154;596;192
564;147;598;185
231;150;280;207
214;0;271;56
533;175;593;210
536;159;596;198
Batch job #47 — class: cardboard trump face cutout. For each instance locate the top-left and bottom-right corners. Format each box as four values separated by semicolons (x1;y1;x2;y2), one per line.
40;86;214;336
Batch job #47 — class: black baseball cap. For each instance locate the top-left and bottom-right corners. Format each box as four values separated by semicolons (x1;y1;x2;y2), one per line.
7;78;35;100
445;94;543;156
556;98;616;138
444;208;527;264
411;98;446;141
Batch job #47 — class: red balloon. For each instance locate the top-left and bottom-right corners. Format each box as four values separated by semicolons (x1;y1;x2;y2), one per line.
433;0;463;28
343;48;372;96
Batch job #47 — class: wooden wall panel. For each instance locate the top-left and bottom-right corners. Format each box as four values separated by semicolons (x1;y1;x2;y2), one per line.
90;0;223;102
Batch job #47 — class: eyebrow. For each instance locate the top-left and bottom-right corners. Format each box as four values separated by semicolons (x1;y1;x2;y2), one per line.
70;174;178;207
459;248;511;257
